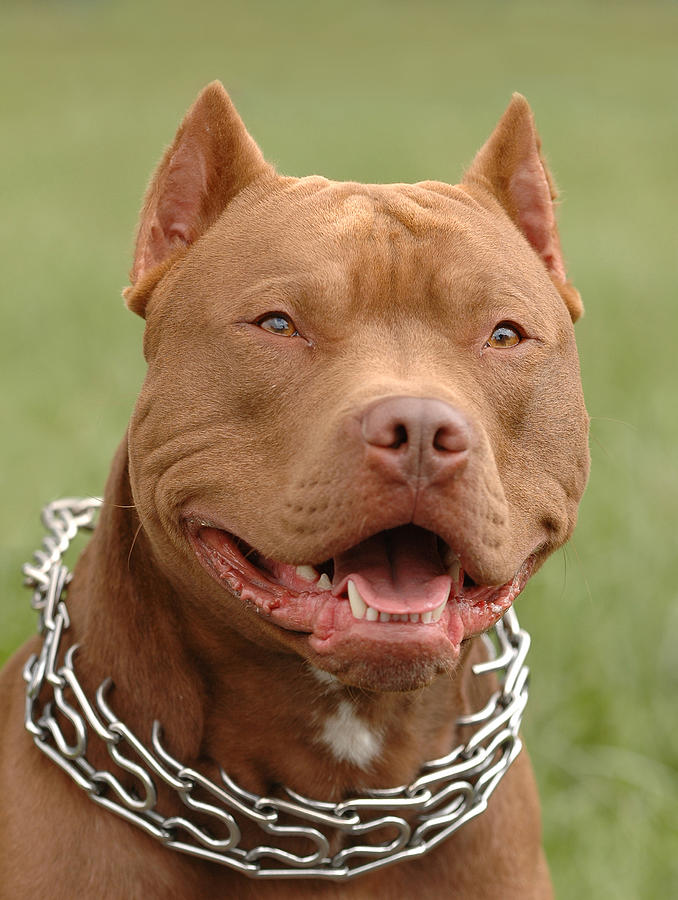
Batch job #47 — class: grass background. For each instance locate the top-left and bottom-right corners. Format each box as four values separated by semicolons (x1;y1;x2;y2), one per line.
1;0;676;895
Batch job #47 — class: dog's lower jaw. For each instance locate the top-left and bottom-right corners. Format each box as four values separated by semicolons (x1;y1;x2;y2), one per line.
309;644;456;693
185;519;534;691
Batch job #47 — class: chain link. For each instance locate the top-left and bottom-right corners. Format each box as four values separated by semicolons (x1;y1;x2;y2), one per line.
22;497;530;881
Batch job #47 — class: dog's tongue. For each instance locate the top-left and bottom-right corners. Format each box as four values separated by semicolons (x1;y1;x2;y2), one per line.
333;526;452;614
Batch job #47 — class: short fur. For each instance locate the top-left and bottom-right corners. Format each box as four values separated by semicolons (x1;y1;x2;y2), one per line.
0;83;588;898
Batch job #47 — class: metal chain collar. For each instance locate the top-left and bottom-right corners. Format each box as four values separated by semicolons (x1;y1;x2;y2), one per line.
22;497;531;882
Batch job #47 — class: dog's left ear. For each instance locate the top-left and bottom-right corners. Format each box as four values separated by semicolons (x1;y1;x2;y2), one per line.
124;81;272;317
463;94;582;322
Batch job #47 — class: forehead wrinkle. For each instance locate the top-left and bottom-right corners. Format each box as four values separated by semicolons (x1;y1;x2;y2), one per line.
331;193;378;237
332;207;491;323
218;178;554;329
227;179;490;275
324;184;468;241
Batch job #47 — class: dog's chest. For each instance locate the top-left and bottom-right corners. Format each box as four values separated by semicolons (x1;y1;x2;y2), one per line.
311;671;383;768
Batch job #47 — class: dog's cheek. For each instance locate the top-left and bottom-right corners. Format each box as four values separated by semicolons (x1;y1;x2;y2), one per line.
484;339;590;557
127;324;318;555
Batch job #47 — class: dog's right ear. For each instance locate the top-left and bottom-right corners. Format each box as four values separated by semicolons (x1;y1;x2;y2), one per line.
124;82;272;317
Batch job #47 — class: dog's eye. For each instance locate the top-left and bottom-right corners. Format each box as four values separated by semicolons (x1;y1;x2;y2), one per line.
487;322;522;349
256;313;298;337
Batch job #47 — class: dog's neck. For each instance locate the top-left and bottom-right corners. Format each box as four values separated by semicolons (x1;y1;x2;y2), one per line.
65;438;490;800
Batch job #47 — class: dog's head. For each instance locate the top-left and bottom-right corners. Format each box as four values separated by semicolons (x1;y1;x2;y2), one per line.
123;83;589;691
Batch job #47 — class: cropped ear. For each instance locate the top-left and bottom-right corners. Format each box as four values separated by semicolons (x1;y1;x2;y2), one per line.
463;94;583;322
124;81;272;317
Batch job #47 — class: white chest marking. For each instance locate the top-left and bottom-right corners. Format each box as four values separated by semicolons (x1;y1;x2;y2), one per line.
319;700;382;768
310;667;342;691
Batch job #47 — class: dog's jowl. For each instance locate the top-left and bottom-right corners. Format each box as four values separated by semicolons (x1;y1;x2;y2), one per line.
0;83;588;899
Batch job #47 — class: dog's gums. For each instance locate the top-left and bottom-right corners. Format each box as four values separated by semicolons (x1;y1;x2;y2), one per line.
187;519;535;661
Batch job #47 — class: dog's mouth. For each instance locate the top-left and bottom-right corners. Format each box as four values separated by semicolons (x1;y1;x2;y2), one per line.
186;519;535;667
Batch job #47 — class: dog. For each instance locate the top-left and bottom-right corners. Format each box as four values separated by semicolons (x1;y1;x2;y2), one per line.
0;82;589;898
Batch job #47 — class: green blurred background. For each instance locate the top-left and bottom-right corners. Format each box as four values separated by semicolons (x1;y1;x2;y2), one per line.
1;0;676;895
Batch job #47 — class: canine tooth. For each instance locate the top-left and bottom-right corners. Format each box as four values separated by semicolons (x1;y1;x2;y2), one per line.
365;606;379;622
422;611;433;624
296;565;319;582
431;601;446;622
409;613;421;623
447;559;461;582
379;612;391;622
317;573;332;590
347;580;367;619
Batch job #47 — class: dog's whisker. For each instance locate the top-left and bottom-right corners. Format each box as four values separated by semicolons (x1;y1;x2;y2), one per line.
565;539;595;611
127;522;144;571
99;502;138;510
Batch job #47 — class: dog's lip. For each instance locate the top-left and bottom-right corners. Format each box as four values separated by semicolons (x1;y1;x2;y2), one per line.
184;516;536;650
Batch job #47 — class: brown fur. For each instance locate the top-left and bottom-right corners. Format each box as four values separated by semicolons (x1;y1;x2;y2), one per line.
0;82;588;897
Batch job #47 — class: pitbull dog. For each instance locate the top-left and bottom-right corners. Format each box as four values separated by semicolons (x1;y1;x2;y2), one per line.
0;83;589;898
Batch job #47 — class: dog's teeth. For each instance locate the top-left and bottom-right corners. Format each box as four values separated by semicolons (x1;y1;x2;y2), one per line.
317;573;332;590
347;588;438;625
444;547;461;581
431;600;447;622
347;580;367;619
446;556;461;582
296;565;319;582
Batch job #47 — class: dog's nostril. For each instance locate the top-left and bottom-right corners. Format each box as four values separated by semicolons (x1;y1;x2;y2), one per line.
391;424;408;449
433;423;469;454
361;411;410;449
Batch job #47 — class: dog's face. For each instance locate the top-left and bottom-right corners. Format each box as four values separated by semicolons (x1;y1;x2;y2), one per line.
124;84;589;691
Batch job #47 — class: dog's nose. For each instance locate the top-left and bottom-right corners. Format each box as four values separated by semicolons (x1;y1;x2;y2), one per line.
361;397;470;482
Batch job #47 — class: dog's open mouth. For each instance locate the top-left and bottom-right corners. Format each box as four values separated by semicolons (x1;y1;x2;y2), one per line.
186;520;535;662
